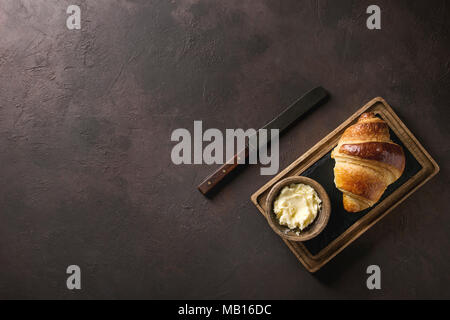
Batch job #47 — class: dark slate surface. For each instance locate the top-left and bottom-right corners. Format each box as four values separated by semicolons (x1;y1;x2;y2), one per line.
0;0;449;299
302;127;423;255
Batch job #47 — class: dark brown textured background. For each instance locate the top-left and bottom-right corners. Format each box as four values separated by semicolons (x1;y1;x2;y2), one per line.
0;0;449;299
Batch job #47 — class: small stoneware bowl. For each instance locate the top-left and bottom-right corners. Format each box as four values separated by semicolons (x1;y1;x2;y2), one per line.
265;176;331;242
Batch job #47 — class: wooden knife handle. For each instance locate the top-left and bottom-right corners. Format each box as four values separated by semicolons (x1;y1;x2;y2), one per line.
197;147;249;195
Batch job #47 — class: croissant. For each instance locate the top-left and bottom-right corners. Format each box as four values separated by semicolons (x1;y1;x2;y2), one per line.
331;112;405;212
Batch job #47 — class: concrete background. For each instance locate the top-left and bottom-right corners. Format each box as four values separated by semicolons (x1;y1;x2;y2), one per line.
0;0;448;299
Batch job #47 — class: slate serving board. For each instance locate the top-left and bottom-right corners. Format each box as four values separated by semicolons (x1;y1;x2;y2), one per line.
301;128;422;256
251;97;439;272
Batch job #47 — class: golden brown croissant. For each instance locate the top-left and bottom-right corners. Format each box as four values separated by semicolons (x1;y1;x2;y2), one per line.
331;112;405;212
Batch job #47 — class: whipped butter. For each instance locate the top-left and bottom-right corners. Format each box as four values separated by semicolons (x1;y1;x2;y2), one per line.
273;183;321;230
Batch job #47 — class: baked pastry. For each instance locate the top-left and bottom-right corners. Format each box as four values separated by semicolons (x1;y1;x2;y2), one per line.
331;112;405;212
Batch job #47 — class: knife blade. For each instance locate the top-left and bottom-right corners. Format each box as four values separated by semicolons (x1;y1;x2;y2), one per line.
197;86;329;196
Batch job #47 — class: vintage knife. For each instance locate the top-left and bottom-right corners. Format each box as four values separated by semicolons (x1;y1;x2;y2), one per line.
197;86;329;195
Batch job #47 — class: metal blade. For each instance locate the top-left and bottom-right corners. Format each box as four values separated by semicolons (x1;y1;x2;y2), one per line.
248;87;329;151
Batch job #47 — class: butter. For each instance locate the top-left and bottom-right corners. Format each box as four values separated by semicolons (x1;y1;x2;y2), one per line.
273;183;321;230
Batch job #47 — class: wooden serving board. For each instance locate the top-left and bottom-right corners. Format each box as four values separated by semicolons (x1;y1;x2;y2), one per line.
250;97;439;273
